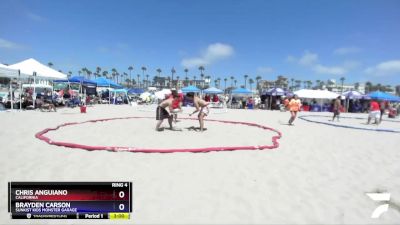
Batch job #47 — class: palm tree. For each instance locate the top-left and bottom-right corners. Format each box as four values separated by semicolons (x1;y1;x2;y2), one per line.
96;67;101;78
200;73;205;88
320;81;325;89
365;81;372;93
156;68;162;76
146;74;150;88
290;78;295;90
141;66;147;87
84;69;91;79
48;62;53;68
193;75;197;86
111;68;117;82
185;77;189;87
249;78;254;90
116;72;121;83
198;66;205;77
205;75;211;88
184;68;189;80
198;66;205;88
81;68;87;77
255;76;262;92
234;79;237;87
78;70;82;76
224;78;228;92
122;72;127;86
303;81;307;89
340;77;345;93
213;79;218;88
295;80;301;90
176;76;180;88
230;76;234;87
244;74;249;89
102;71;108;78
315;79;321;89
137;74;141;88
68;71;72;78
395;85;400;96
307;80;313;89
128;66;133;86
171;67;176;88
354;82;360;91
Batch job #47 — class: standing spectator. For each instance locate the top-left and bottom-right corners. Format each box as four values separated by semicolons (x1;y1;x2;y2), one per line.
332;96;341;122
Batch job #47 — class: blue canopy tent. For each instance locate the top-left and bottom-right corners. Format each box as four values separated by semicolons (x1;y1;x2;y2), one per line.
54;76;97;85
93;77;122;104
53;76;97;98
342;90;367;99
342;90;370;112
263;87;285;96
110;89;130;104
181;85;201;93
231;88;252;95
128;88;145;94
229;88;253;108
368;91;400;102
262;88;287;110
203;87;223;94
94;77;122;89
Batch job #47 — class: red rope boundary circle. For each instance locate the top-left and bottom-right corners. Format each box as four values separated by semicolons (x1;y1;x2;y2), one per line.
35;117;282;153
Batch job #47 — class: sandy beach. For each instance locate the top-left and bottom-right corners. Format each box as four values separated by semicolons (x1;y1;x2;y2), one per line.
1;105;400;224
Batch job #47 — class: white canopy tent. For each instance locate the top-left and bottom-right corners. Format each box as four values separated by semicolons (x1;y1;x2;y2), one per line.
294;89;339;99
0;63;23;110
8;58;67;80
7;58;67;108
0;63;20;78
294;89;339;112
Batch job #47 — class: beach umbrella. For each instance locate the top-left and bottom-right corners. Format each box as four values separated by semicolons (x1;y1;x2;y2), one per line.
203;87;223;94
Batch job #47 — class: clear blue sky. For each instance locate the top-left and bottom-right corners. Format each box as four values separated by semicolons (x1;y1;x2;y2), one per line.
1;0;399;86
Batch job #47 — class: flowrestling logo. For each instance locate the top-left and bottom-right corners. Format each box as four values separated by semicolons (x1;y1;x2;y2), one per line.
366;193;391;219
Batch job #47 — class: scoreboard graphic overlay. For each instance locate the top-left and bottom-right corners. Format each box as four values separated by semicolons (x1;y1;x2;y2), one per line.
8;182;132;219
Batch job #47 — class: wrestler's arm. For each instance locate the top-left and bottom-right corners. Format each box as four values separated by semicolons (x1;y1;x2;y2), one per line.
189;100;200;116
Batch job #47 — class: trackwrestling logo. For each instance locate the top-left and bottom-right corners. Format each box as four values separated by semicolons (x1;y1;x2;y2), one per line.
366;192;390;219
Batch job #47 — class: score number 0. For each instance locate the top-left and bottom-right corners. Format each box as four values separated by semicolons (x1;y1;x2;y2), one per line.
118;191;125;211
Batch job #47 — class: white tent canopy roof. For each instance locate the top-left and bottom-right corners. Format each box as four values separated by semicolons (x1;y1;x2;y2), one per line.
8;58;67;80
294;89;339;99
0;63;22;78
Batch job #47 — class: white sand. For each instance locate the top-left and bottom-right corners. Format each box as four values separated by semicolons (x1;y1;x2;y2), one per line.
1;105;400;224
